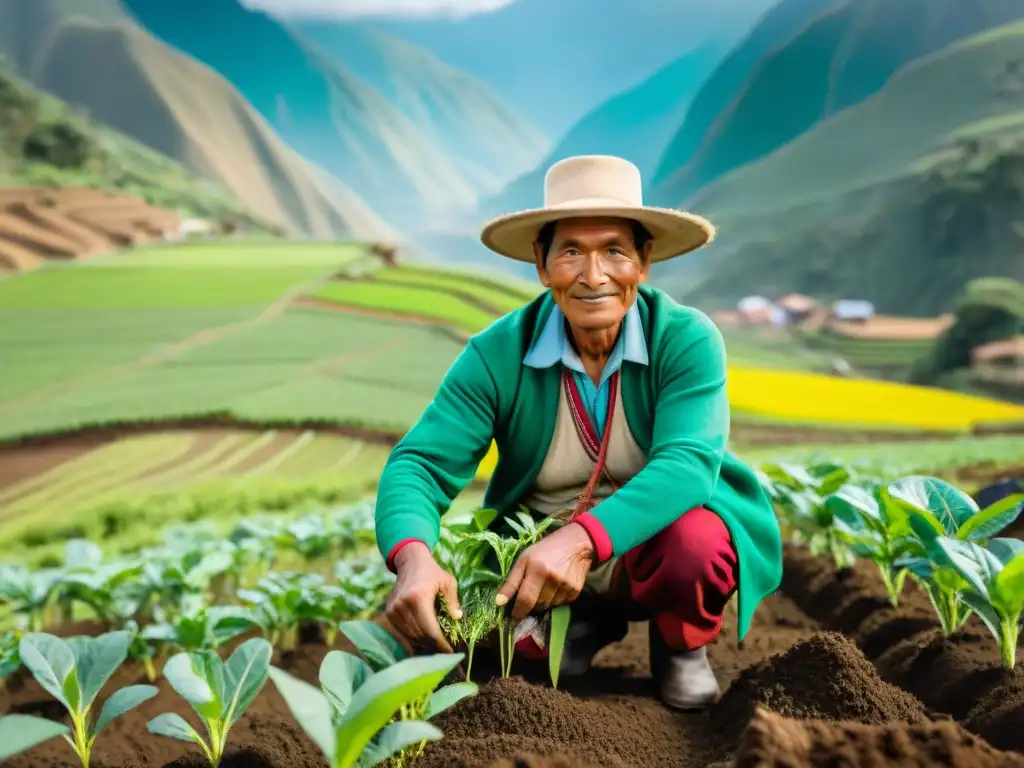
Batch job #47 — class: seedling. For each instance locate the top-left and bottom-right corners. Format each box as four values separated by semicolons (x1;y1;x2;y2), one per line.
269;647;466;768
18;631;158;767
148;637;272;766
825;484;917;605
0;714;70;760
924;535;1024;668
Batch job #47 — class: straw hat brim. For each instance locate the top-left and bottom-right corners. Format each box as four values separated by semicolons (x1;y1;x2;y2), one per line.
480;198;716;263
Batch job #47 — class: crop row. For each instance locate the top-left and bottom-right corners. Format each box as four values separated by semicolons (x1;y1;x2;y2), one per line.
758;459;1024;666
0;433;393;548
0;503;570;766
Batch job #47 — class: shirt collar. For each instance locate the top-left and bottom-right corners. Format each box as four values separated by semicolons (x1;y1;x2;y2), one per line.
523;300;648;379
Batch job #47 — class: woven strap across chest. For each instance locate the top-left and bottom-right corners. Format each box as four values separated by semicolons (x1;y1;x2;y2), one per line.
562;368;621;519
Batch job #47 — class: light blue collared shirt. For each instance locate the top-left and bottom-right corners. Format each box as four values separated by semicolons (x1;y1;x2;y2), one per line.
523;301;649;437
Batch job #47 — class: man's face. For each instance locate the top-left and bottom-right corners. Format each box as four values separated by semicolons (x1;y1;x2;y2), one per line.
534;217;651;332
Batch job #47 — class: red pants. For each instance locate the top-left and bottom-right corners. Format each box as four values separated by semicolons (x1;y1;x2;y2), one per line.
517;506;738;656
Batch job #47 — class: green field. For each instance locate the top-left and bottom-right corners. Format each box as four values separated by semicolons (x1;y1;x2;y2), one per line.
793;328;932;370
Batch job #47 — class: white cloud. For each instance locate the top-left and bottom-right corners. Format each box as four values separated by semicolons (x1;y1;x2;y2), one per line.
239;0;518;20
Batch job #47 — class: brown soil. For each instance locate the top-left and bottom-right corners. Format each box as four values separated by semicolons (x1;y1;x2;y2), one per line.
7;546;1024;768
0;187;182;272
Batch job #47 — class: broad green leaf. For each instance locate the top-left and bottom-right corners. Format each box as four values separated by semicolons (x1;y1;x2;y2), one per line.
994;553;1024;617
67;631;132;709
339;621;406;670
826;486;881;530
472;508;497;532
548;605;571;690
888;476;978;533
895;556;933;579
333;653;463;767
64;539;103;570
933;538;1001;598
960;591;1003;639
163;652;221;720
989;537;1024;565
267;666;336;761
908;510;945;541
0;714;69;759
223;638;271;726
424;682;478;720
959;495;1024;542
19;634;76;708
816;468;851;497
185;551;234;589
320;651;371;717
363;720;443;766
147;712;206;744
94;684;158;735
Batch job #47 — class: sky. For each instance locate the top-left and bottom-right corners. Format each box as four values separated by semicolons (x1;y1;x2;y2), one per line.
239;0;518;19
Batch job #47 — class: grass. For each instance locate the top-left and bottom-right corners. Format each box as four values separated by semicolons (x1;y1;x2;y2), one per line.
793;328;933;369
314;280;498;331
375;265;539;314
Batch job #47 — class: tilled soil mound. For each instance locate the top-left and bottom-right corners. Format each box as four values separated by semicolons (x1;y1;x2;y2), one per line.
712;632;929;747
5;549;1024;767
731;708;1024;768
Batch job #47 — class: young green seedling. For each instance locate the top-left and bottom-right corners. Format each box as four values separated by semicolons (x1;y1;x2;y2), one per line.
924;535;1024;668
0;714;70;760
18;631;158;767
825;484;917;605
148;637;272;766
268;648;467;768
888;476;1024;634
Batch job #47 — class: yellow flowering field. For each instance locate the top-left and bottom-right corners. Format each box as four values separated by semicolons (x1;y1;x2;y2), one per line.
727;366;1024;431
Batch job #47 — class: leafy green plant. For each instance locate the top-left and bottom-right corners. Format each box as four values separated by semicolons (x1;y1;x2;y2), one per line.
825;484;917;605
923;536;1024;668
0;564;62;631
148;638;272;766
0;714;70;760
268;648;465;768
0;629;20;693
889;475;1023;635
339;620;477;765
141;605;254;654
18;631;158;767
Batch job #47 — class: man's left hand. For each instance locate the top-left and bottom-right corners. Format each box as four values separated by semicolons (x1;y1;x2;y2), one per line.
495;522;595;621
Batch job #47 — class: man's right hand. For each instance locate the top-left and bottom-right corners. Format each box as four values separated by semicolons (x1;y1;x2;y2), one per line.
385;542;462;653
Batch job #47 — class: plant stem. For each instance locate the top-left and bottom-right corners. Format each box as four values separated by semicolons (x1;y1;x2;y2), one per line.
497;625;507;678
466;642;475;682
1000;616;1019;669
143;655;156;682
877;564;906;607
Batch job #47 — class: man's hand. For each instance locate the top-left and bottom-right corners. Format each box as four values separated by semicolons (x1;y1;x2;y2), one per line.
496;522;595;621
386;542;461;653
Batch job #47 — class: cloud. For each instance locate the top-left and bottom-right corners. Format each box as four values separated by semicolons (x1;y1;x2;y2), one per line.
239;0;518;20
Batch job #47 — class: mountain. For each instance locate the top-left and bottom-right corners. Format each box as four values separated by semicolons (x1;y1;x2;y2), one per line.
658;22;1024;316
123;0;547;231
290;24;548;204
653;0;1024;205
366;0;779;138
470;38;732;225
0;0;397;240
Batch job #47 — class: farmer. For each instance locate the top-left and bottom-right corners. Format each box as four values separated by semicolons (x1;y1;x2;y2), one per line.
374;155;783;710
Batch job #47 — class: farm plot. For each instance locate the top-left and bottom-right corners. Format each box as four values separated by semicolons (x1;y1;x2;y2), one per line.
0;307;467;440
3;463;1024;767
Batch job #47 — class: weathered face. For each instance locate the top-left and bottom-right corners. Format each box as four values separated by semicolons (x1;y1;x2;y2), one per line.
533;217;651;332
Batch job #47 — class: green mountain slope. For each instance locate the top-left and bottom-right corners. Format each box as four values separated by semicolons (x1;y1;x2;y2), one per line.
657;25;1024;317
653;0;1024;205
292;24;549;204
0;64;265;227
685;21;1024;218
0;0;398;241
122;0;548;233
472;39;729;223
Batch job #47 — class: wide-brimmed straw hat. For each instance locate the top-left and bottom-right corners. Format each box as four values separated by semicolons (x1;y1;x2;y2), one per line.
480;155;715;263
